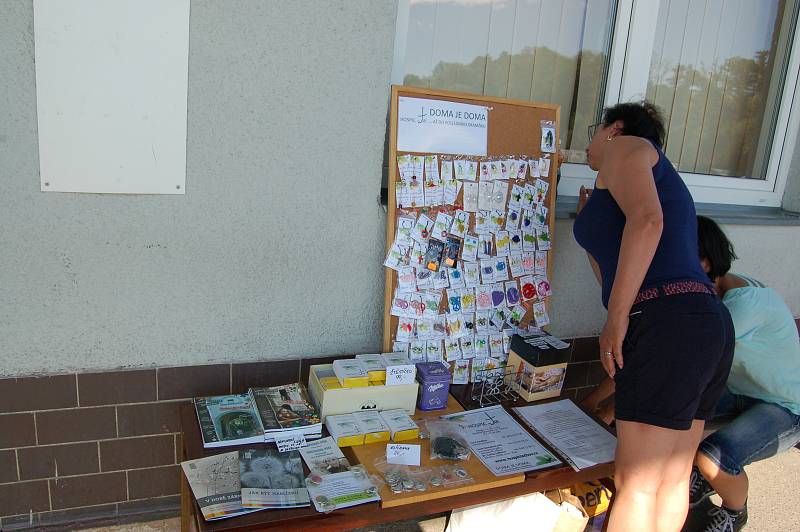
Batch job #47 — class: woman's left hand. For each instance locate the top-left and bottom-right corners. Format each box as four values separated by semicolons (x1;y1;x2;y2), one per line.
599;314;627;377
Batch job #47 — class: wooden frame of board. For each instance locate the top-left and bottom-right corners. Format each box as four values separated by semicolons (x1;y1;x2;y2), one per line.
383;85;560;351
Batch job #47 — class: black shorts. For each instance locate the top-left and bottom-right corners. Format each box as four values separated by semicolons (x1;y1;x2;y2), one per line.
614;292;735;430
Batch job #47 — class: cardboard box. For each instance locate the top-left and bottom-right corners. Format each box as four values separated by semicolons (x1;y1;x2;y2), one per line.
308;364;418;421
355;353;387;382
325;414;365;447
379;409;420;442
351;410;391;444
508;334;572;402
332;359;370;388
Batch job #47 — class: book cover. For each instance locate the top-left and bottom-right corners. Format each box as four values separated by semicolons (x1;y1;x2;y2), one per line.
181;451;261;521
193;394;265;448
238;448;310;509
252;383;321;432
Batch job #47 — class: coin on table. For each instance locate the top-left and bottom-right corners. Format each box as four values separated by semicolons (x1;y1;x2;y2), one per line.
391;484;403;494
414;480;426;491
402;479;415;490
430;476;443;486
454;467;468;479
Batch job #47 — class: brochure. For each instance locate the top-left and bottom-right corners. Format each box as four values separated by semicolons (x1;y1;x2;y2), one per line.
513;399;617;471
238;448;310;509
306;470;381;512
193;394;265;448
441;404;560;476
250;383;322;436
298;436;351;475
181;451;261;521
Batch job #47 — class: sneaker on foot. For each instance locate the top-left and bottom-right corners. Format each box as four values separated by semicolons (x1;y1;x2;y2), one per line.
701;505;748;532
689;467;715;507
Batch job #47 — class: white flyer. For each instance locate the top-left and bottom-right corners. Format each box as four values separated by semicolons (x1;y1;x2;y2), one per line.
513;399;617;471
397;97;488;156
298;436;351;475
306;470;380;512
441;405;561;476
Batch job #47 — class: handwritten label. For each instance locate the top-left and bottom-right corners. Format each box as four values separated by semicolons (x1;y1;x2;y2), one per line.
275;433;307;453
386;443;421;466
386;365;416;386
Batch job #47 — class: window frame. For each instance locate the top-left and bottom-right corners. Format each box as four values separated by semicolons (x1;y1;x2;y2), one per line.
392;0;800;207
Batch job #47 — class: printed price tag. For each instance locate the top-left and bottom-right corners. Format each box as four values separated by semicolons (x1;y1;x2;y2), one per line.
275;433;307;453
386;443;421;466
386;364;416;386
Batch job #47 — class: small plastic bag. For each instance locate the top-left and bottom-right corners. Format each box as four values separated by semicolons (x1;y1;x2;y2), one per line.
426;419;471;461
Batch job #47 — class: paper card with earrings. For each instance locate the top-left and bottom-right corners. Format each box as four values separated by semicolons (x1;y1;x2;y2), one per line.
532;301;550;327
393;341;410;356
515;159;528;180
534;178;549;203
423;155;442;206
479;259;494;284
446;288;462;314
446;313;465;339
408;176;424;207
494;231;510;257
384;242;410;271
415;268;434;290
534;276;552;298
521;252;536;274
426;340;444;362
491;181;508;211
509;184;524;209
521;208;535;234
396;318;415;342
443;175;461;206
474;210;490;235
540;120;556;153
463;260;480;287
396;267;417;292
461;288;476;314
479;161;491;181
491;283;507;309
534;251;547;275
524;183;539;210
509;253;525;277
519;275;538;302
504;160;517;181
509;230;523;254
432;212;453;241
488;160;503;181
455;159;476;181
539;157;551;177
536;225;552;250
462;181;479;212
396;216;416;246
410;242;427;269
522;230;537;252
445;339;462;361
476;285;493;311
478;234;493;259
493;257;510;282
411;214;434;244
462;234;479;263
474;335;489;358
409;341;426;362
528;158;541;178
478;181;494;211
416;319;433;340
447;264;465;289
391;290;412;318
460;335;476;359
506;206;521;230
475;311;490;334
534;204;548;230
452;359;470;384
395;182;410;209
488;210;505;233
449;210;469;239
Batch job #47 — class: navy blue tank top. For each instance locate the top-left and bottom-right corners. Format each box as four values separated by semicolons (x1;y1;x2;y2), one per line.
573;142;710;308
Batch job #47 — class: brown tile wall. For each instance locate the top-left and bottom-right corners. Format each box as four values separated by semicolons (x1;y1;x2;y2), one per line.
5;322;798;528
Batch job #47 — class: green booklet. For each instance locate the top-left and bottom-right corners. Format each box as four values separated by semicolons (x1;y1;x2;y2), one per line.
193;393;265;448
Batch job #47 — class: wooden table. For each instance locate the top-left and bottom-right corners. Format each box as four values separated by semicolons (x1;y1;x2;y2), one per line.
180;401;615;531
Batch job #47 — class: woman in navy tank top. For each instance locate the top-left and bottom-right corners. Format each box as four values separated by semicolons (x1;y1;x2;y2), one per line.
573;102;734;532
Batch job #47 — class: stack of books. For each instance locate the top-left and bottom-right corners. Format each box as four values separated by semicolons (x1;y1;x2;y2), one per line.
194;383;322;448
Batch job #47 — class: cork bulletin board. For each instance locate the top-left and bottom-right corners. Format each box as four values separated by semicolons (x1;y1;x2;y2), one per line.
383;85;560;377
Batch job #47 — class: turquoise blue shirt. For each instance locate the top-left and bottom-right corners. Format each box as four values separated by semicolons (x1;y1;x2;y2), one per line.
723;275;800;415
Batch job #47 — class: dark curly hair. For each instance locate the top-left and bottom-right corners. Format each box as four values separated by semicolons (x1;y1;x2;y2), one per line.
602;101;666;148
697;215;737;281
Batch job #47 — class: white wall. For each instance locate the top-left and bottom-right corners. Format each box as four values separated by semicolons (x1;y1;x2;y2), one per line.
1;0;397;375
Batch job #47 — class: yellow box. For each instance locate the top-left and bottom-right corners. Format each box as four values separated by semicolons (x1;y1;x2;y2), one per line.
322;380;343;390
308;365;418;422
355;354;388;382
352;411;391;445
379;409;420;442
325;414;366;448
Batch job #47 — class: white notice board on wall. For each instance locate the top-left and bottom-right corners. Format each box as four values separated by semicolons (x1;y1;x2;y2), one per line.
33;0;190;194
